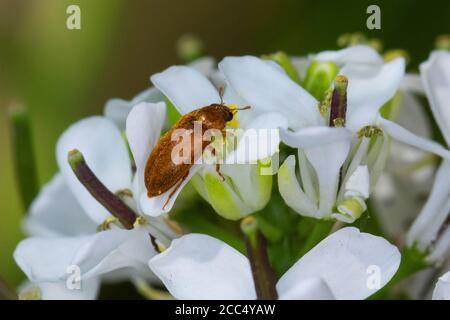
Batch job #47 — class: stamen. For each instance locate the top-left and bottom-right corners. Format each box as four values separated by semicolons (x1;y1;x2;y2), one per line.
149;234;167;253
241;216;278;300
133;216;148;228
384;49;410;64
68;149;137;230
318;88;333;117
358;125;384;139
329;75;348;127
436;34;450;50
97;216;120;232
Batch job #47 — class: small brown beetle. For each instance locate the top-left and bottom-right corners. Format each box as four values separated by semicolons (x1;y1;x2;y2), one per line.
144;90;250;209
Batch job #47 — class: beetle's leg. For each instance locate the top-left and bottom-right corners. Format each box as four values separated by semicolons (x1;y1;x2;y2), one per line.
162;172;189;210
211;147;225;182
215;163;225;182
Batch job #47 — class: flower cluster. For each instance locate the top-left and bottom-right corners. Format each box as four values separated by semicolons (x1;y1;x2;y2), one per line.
12;43;450;300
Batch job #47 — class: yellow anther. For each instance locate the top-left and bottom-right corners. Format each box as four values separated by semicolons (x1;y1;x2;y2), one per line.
384;49;410;64
133;216;148;228
97;216;119;232
436;34;450;50
227;104;240;128
358;126;384;138
18;287;41;300
318;89;333;116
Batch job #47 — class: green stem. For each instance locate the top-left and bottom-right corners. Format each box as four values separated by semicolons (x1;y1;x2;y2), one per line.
9;106;39;210
0;277;17;300
241;217;278;300
299;219;334;256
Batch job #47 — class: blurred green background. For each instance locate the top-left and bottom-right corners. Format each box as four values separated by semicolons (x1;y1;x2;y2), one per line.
0;0;448;288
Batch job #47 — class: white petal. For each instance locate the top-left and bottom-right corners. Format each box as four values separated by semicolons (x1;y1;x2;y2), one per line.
306;140;351;216
281;126;352;217
31;279;100;300
380;118;450;159
394;90;431;138
56;117;132;223
104;87;163;130
24;173;97;237
277;227;400;300
420;51;450;146
315;45;383;65
14;227;155;282
104;99;131;131
372;172;430;239
75;226;157;279
278;155;318;217
126;102;166;197
429;226;450;263
401;73;425;95
278;277;335;300
344;58;405;131
151;66;220;115
407;160;450;250
148;234;256;300
291;56;311;81
280;126;353;149
433;271;450;300
219;56;321;129
226;112;288;164
298;149;318;202
344;165;370;199
188;56;216;78
140;165;203;217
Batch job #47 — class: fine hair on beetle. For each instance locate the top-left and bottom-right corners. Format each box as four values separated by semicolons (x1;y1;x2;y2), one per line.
170;121;237;166
144;89;253;206
169;123;281;166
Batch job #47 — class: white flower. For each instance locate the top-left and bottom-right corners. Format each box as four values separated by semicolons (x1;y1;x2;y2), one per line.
220;46;450;223
407;51;450;263
372;81;434;239
143;64;287;220
148;227;400;300
104;57;216;130
432;270;450;300
14;115;176;299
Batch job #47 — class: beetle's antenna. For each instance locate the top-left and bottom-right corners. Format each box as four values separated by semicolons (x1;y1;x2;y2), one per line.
219;87;224;105
231;106;251;115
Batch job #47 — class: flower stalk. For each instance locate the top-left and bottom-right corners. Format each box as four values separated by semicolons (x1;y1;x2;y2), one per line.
241;216;278;300
299;219;335;256
0;277;17;300
9;105;39;210
68;149;137;229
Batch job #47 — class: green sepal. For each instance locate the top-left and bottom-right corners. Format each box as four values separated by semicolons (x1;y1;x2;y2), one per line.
262;51;301;84
303;60;338;101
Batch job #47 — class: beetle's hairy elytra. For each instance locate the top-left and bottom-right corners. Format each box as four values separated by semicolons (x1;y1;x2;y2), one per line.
144;93;250;209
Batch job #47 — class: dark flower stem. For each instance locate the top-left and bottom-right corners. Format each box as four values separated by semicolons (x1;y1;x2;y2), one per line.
0;277;17;300
241;216;278;300
68;149;137;230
